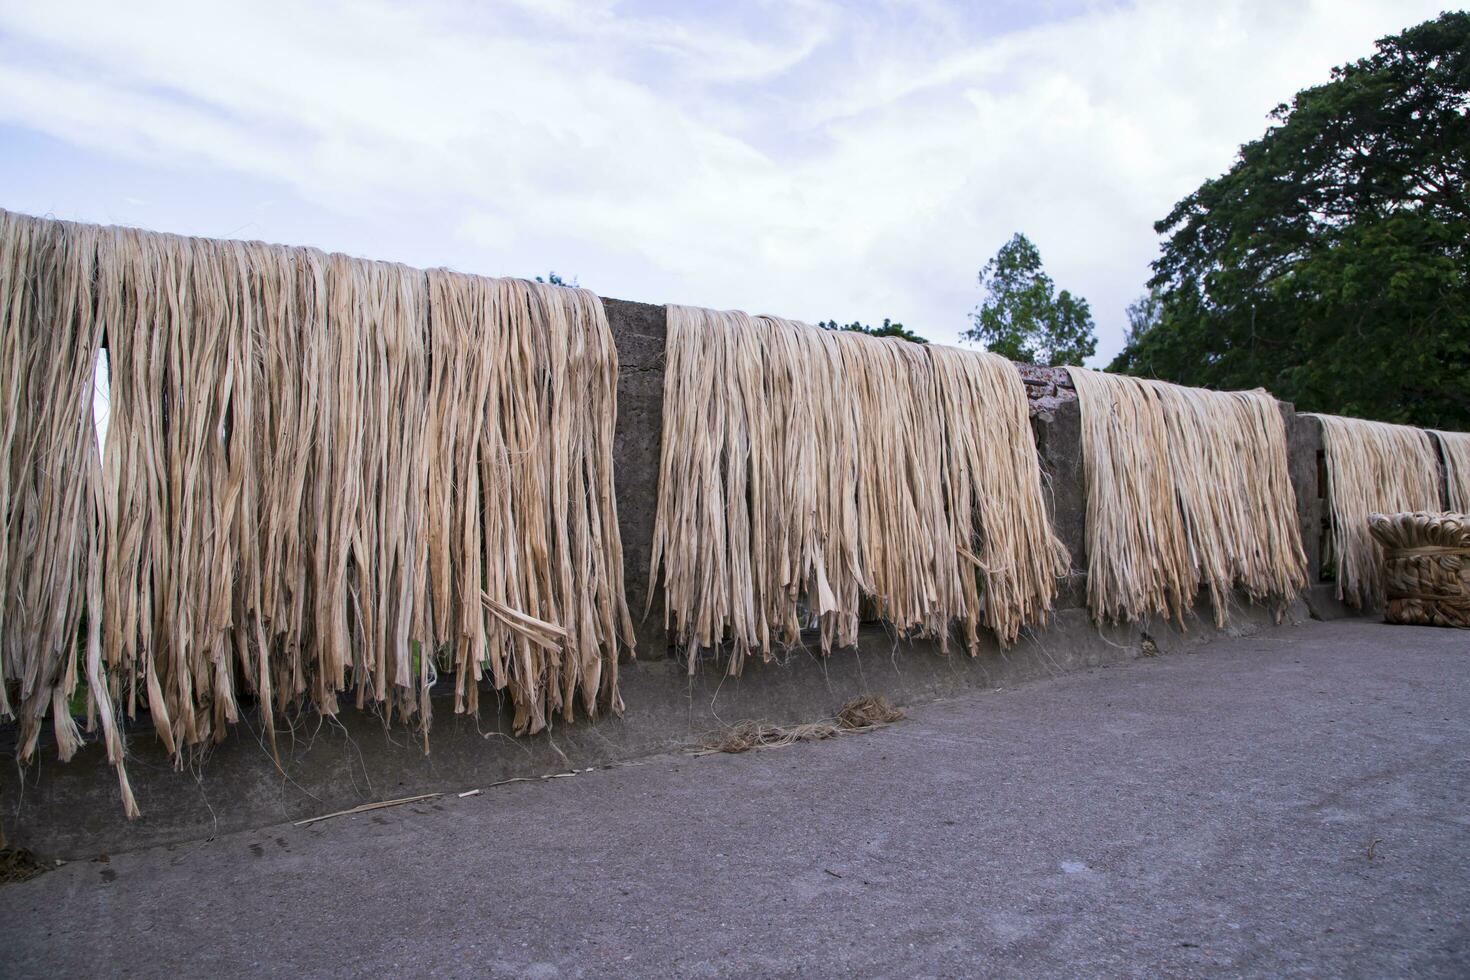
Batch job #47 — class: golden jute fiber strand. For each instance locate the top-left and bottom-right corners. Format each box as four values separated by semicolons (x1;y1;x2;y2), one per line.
0;208;632;815
649;305;1066;674
1304;413;1443;609
1434;430;1470;513
1067;368;1306;626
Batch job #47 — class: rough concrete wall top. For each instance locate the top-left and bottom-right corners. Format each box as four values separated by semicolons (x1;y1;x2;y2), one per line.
1016;363;1077;413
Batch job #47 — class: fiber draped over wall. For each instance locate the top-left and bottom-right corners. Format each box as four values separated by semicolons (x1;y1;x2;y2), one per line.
1434;430;1470;513
1067;368;1307;626
1306;413;1443;609
0;208;633;815
0;213;132;811
649;305;1066;674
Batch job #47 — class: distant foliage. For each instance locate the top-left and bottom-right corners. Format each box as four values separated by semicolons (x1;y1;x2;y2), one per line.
963;233;1096;366
1124;287;1163;347
535;271;578;287
817;317;928;343
1110;13;1470;429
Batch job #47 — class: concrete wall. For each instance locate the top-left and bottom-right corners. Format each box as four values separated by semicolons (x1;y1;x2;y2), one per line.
0;301;1361;858
605;298;668;658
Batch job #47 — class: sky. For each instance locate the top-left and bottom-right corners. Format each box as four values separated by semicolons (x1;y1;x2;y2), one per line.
0;0;1447;364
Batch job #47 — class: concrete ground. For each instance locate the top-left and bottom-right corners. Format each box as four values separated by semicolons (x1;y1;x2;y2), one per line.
2;619;1467;978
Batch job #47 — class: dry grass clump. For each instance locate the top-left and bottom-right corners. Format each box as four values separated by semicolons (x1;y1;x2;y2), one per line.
1368;511;1470;628
1304;413;1443;609
649;305;1066;674
0;848;51;885
834;693;907;729
1067;368;1307;626
1434;431;1470;513
694;694;906;755
0;207;632;816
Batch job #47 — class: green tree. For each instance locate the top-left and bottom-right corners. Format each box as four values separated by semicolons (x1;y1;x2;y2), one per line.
1124;287;1163;347
817;317;928;343
535;271;578;287
964;233;1097;365
1110;13;1470;428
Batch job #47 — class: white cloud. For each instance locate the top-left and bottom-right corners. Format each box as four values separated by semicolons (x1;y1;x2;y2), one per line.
0;0;1445;360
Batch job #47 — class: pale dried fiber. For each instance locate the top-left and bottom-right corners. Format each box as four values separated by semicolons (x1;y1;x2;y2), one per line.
649;306;1066;674
693;694;906;755
0;207;632;815
1434;430;1470;513
929;345;1071;648
1304;412;1442;609
1368;511;1470;628
0;213;137;814
424;270;634;733
1067;369;1306;626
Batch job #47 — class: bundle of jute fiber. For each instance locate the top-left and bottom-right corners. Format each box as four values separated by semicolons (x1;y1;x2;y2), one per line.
928;345;1071;649
648;305;1066;675
1066;369;1306;626
1434;431;1470;513
1368;512;1470;628
0;206;633;815
1304;413;1443;609
1;212;135;814
425;270;634;733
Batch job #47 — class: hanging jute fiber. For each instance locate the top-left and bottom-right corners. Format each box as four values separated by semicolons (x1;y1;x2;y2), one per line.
1066;369;1307;627
648;305;1067;675
0;207;633;817
0;212;132;812
1434;430;1470;513
1368;512;1470;628
1304;413;1443;609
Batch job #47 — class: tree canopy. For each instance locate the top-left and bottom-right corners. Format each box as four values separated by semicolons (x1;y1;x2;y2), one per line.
1124;287;1163;347
964;232;1096;365
818;317;928;343
1109;12;1470;429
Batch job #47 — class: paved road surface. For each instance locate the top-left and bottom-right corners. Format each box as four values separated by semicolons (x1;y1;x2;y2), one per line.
3;619;1467;977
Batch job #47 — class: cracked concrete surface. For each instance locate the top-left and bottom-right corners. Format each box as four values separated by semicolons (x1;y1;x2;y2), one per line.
2;619;1466;977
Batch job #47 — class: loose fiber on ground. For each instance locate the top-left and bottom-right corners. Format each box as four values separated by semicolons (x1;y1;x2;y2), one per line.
1434;430;1470;513
1067;369;1306;626
691;694;907;755
0;207;633;815
1305;413;1443;609
648;306;1066;674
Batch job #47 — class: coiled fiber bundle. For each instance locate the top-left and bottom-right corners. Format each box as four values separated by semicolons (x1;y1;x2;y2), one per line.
1067;369;1306;626
649;306;1067;674
1434;431;1470;513
1368;512;1470;628
0;208;633;816
1305;413;1442;609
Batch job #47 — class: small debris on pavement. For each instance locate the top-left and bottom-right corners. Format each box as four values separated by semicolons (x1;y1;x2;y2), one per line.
293;793;443;827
